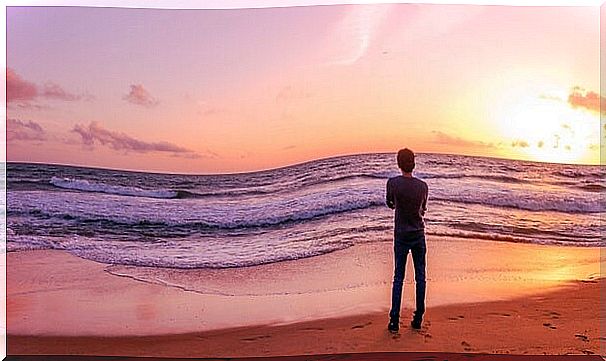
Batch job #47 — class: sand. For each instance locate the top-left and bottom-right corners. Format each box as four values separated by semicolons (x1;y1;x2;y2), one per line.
6;237;604;357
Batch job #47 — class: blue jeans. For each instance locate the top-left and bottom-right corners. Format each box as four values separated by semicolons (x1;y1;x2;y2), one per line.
389;230;426;320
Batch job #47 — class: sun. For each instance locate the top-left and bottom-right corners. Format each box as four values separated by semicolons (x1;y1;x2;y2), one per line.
494;90;599;165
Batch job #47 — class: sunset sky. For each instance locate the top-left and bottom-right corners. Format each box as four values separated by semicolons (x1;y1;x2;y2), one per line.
6;3;602;173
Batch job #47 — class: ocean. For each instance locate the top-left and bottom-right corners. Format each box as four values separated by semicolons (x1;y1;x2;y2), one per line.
6;153;605;269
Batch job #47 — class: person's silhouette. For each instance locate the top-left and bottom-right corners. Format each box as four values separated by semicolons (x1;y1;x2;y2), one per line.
386;148;428;332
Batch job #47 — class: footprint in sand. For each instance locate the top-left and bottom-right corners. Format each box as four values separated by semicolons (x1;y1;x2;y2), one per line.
351;321;372;329
543;323;557;330
543;311;561;319
241;335;271;342
575;334;589;342
301;327;324;331
448;315;465;321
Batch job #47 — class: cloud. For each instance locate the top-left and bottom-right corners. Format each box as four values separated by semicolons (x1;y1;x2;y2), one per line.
7;68;91;106
7;118;47;141
41;82;86;101
568;87;603;113
538;93;563;102
431;131;494;148
11;102;50;111
7;68;38;103
71;122;199;158
327;4;483;66
511;139;529;148
328;4;392;66
123;84;159;108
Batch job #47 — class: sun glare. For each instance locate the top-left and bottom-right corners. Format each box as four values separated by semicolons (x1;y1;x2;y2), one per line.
495;90;599;165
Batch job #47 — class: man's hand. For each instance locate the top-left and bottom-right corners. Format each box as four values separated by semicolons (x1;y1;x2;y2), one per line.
386;179;395;209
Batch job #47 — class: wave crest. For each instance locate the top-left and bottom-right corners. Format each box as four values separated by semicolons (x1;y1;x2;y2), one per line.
50;176;178;199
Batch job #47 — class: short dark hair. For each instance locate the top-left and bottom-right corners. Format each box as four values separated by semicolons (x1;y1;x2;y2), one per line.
397;148;415;172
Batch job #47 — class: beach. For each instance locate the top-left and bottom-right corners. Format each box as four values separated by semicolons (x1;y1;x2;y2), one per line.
7;236;603;357
6;155;605;357
6;1;605;358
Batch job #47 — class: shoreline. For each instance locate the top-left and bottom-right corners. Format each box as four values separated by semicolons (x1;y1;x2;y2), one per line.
7;236;604;356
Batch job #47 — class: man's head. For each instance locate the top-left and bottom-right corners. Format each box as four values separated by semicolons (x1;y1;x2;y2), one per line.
397;148;415;173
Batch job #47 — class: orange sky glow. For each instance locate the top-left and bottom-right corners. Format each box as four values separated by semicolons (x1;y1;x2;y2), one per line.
6;3;602;173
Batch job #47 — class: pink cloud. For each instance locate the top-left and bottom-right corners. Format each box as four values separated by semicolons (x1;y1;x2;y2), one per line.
7;118;46;141
7;68;38;103
41;82;86;101
432;131;494;148
568;87;603;113
71;121;199;158
123;84;159;107
7;68;91;106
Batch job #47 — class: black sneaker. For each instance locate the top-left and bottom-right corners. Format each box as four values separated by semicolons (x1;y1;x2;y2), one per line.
387;318;399;332
411;317;422;329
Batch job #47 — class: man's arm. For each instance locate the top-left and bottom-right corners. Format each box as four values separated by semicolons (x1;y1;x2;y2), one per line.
386;179;395;209
421;184;428;216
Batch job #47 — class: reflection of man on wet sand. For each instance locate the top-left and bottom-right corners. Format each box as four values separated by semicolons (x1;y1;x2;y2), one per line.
386;148;428;332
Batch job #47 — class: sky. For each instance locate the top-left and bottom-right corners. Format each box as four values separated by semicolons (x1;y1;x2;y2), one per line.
6;3;602;173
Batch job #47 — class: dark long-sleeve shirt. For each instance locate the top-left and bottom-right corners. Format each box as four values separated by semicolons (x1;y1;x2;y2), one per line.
386;176;428;234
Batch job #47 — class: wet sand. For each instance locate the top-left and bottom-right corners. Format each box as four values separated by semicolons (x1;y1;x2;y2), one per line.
7;236;604;357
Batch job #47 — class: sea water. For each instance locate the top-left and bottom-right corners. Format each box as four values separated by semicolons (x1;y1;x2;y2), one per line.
7;153;605;269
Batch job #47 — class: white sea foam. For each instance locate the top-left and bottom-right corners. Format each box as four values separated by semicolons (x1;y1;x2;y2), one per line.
50;176;178;199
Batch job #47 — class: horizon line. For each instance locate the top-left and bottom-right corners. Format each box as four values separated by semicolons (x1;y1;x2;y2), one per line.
6;150;601;176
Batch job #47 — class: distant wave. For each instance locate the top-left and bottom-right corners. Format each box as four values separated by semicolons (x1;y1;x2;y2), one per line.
415;172;529;184
577;184;606;192
426;230;605;247
11;191;387;230
176;174;392;198
553;170;604;179
430;195;602;214
8;179;58;191
50;177;178;199
46;172;536;201
48;174;393;199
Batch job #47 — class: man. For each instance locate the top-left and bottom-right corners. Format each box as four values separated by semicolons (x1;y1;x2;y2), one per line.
386;148;428;332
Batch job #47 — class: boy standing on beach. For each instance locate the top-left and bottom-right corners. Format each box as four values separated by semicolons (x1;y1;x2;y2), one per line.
386;148;428;332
